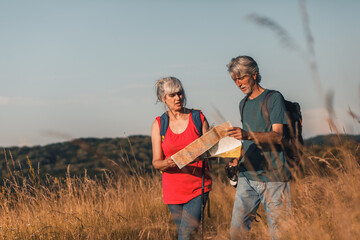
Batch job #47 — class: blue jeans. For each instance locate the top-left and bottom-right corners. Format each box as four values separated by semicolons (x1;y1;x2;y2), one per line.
168;192;209;240
230;177;291;240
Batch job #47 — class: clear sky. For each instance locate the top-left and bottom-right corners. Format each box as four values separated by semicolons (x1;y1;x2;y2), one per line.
1;0;360;147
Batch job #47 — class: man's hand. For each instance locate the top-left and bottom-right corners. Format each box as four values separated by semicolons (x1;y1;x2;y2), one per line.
227;127;249;140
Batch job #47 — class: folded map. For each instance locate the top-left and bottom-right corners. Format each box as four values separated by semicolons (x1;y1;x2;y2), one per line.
207;136;242;158
171;121;231;169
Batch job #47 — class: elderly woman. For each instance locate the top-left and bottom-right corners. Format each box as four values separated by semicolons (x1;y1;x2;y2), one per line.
151;77;212;239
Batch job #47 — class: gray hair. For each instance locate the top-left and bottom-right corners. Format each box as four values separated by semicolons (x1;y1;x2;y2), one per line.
155;76;187;106
227;56;262;83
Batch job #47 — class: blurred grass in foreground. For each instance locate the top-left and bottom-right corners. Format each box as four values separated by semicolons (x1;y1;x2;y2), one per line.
0;138;359;239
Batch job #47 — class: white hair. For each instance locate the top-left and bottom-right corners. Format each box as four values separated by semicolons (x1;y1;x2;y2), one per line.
227;55;262;83
155;76;187;106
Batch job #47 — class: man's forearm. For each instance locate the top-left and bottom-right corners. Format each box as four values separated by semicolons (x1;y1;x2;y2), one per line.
246;131;283;145
227;126;283;144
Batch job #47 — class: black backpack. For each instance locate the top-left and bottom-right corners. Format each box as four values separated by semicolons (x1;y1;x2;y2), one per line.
240;90;304;169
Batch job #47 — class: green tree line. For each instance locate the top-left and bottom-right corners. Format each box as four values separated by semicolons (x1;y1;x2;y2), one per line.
0;135;152;179
1;134;359;179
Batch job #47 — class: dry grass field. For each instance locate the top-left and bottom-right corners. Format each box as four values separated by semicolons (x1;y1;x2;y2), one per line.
0;138;359;240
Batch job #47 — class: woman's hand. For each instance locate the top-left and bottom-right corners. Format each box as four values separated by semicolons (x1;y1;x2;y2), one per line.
165;158;177;169
153;157;178;172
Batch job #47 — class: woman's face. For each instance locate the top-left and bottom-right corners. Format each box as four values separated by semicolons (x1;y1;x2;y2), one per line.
163;91;184;111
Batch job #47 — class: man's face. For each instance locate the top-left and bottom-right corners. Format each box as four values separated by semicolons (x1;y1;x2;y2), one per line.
231;72;257;95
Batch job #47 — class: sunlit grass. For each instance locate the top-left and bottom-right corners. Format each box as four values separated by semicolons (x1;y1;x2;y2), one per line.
0;140;359;239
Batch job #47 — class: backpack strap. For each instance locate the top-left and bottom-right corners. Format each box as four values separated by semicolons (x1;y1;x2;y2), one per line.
263;90;277;124
191;109;203;136
239;96;249;123
159;109;203;142
160;112;169;142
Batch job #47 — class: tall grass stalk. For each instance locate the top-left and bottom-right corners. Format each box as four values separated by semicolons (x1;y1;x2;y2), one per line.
0;140;359;239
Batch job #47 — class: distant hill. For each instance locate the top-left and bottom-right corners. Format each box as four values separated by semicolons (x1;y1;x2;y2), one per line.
0;135;152;179
304;134;360;146
1;134;359;179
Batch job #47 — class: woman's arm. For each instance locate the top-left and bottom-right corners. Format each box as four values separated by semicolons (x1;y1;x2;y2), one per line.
151;120;177;171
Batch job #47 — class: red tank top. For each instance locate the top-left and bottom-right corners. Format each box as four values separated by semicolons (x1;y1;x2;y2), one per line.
156;110;212;204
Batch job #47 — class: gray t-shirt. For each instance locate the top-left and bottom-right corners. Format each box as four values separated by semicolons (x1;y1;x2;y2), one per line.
239;89;291;182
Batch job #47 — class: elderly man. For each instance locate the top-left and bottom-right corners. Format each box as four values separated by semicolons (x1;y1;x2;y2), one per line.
226;56;291;239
